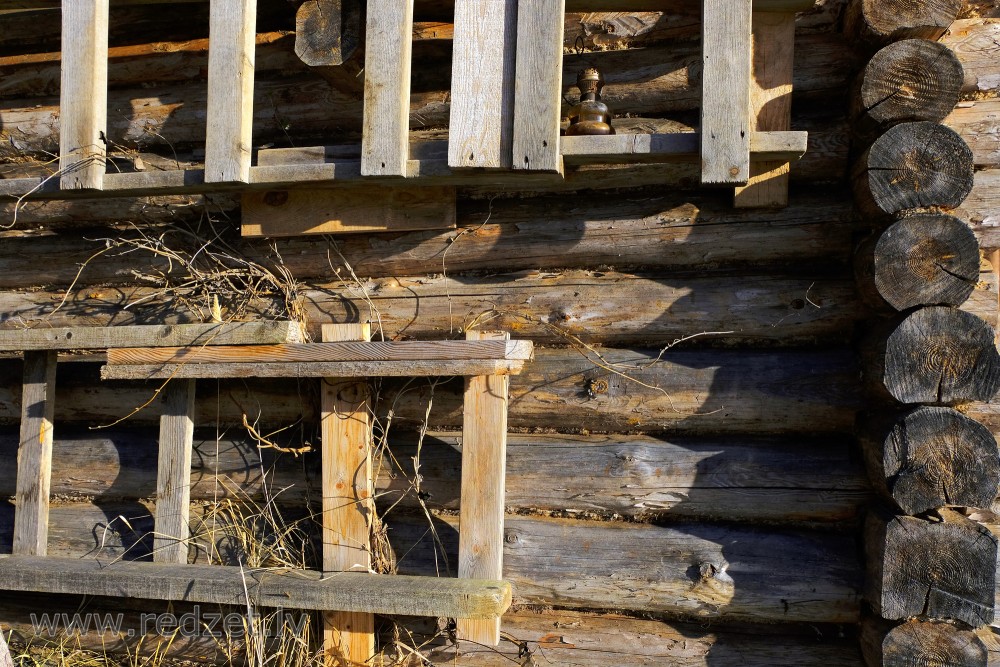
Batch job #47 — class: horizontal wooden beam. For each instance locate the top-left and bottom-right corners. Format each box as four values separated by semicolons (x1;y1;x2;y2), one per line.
0;0;815;10
0;555;511;619
0;322;303;351
560;131;808;165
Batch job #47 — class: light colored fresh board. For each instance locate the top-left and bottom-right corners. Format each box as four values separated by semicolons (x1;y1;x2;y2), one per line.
0;322;303;351
107;340;533;365
0;555;511;619
241;186;457;237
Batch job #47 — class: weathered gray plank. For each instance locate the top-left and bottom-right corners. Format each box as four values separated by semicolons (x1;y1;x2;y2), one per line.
511;0;564;173
561;131;807;164
153;379;195;563
0;322;303;352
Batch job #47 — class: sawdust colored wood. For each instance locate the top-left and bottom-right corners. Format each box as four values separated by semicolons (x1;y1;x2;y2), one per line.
241;186;456;237
153;379;195;564
0;556;511;618
58;0;109;191
700;0;751;185
861;617;992;667
511;0;564;173
448;0;517;169
204;0;257;183
12;351;56;556
457;331;509;646
866;509;999;626
321;323;374;666
734;12;794;208
860;406;1000;515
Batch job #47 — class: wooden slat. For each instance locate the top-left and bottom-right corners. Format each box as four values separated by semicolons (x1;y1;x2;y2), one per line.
107;340;534;365
0;555;512;618
321;323;374;666
241;186;457;237
561;131;807;164
0;322;303;352
12;351;56;556
700;0;752;185
447;0;517;169
153;379;195;563
204;0;257;183
360;0;414;177
58;0;109;190
511;0;564;173
735;12;796;208
1;0;816;10
457;331;510;646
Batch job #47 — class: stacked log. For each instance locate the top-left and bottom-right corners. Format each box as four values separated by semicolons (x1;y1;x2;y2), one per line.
849;2;1000;663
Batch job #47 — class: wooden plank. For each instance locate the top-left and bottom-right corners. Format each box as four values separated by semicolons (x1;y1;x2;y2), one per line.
58;0;109;190
511;0;564;173
321;323;374;666
447;0;517;169
457;331;510;646
700;0;752;185
0;0;817;10
735;12;796;208
204;0;257;183
0;555;512;618
360;0;414;177
0;322;303;352
107;340;534;365
561;131;807;164
241;186;457;237
153;379;195;563
0;629;11;667
101;358;528;380
12;351;56;556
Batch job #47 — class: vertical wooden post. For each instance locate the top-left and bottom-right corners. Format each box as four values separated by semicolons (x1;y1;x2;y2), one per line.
734;12;795;208
448;0;518;169
361;0;414;177
457;330;509;646
205;0;258;183
321;323;374;666
59;0;109;190
153;379;196;563
0;625;12;667
701;0;752;185
511;0;564;173
13;351;57;556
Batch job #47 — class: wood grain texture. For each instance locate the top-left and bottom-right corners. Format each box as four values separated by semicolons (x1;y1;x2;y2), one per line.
204;0;257;183
153;379;195;564
321;323;373;666
12;351;56;556
511;0;564;173
700;0;752;185
361;0;414;177
58;0;109;190
457;331;509;645
0;555;511;618
108;340;533;366
0;629;10;667
734;12;794;208
241;186;457;237
0;322;303;351
861;617;992;667
560;131;807;164
845;0;965;46
448;0;517;169
295;0;360;67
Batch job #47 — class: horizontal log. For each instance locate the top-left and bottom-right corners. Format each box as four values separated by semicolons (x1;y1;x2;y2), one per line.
945;98;1000;168
0;192;239;226
956;168;1000;249
0;321;303;351
0;348;862;434
0;555;511;619
941;19;1000;96
0;429;870;524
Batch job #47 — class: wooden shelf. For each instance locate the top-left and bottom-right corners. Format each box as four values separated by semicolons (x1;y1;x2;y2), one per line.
0;322;303;352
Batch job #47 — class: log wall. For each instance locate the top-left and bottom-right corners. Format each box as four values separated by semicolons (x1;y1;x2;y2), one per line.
0;1;997;665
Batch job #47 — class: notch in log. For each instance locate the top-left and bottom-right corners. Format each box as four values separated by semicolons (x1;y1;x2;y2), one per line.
860;406;1000;515
863;306;1000;405
861;617;994;667
853;121;974;219
854;213;980;312
845;0;966;48
866;508;999;626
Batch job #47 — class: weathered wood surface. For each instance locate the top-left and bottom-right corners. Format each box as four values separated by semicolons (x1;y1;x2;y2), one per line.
853;121;975;218
845;0;966;45
152;378;195;563
511;0;564;173
0;348;862;435
12;350;56;556
860;406;1000;515
0;555;511;619
0;505;862;624
944;98;1000;168
865;307;1000;405
866;509;999;626
942;19;1000;96
854;213;980;311
295;0;360;67
860;618;996;667
1;273;863;348
0;430;869;525
0;629;10;667
0;322;303;351
560;131;807;164
957;169;1000;248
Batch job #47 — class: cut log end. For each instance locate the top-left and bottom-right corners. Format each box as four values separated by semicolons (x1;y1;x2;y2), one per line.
861;617;990;667
846;0;966;45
